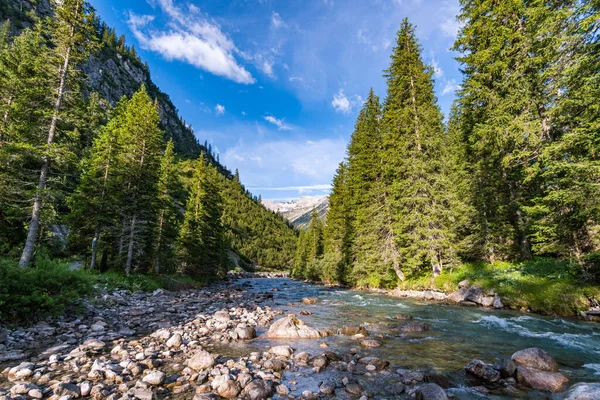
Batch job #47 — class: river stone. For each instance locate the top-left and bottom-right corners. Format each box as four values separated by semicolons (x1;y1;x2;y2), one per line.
143;371;166;385
166;333;182;348
188;350;215;371
565;383;600;400
361;339;382;348
234;326;256;340
243;380;274;400
54;382;81;398
269;345;294;357
398;321;432;333
516;366;568;391
341;325;369;336
81;339;106;351
264;358;286;371
416;383;449;400
463;286;484;304
131;388;155;400
345;383;363;395
493;295;504;309
465;360;500;383
213;311;231;322
481;296;495;307
312;355;329;368
319;381;336;395
266;315;325;339
394;314;413;320
302;298;318;304
10;383;38;396
511;347;558;372
216;379;241;398
494;358;517;378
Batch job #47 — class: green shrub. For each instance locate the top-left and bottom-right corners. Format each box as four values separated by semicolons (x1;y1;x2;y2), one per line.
0;252;94;322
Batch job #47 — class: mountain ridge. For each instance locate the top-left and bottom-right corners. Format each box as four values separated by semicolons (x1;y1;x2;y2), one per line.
262;196;329;229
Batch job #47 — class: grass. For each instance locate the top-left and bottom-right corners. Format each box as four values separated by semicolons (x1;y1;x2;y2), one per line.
0;251;210;324
397;257;600;316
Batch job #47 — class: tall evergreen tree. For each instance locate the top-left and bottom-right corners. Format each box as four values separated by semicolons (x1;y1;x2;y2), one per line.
177;155;225;278
383;19;456;278
322;162;352;284
19;0;98;267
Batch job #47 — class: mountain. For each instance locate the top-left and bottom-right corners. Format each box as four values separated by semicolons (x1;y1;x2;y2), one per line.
0;0;228;175
262;196;329;229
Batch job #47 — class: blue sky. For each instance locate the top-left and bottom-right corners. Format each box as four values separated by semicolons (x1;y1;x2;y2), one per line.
91;0;462;201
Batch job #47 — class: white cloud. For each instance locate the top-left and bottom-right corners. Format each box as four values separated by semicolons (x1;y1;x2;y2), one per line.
264;115;293;130
431;58;443;79
331;89;363;113
250;184;332;191
439;2;463;39
127;1;254;84
289;76;304;82
215;104;226;115
441;79;460;95
271;12;285;29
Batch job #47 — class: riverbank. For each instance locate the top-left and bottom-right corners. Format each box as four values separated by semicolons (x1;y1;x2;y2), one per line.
2;277;599;400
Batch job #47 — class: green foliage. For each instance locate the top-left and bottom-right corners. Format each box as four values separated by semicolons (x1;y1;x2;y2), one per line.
0;251;94;322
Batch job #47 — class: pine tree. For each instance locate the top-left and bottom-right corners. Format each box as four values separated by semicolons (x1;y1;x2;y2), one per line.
177;155;225;278
153;139;180;274
19;0;98;267
382;19;456;278
293;230;308;278
119;87;164;274
322;162;352;284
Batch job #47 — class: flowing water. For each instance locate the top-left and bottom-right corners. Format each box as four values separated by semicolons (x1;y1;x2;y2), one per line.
224;278;600;399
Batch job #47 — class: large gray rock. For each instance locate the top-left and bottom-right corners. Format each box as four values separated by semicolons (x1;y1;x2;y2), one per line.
465;360;500;383
166;333;182;348
269;345;294;358
397;321;433;333
243;379;274;400
463;286;484;304
516;366;568;391
416;383;448;400
234;326;256;340
494;358;517;378
54;383;81;398
511;347;558;372
266;315;325;339
565;383;600;400
143;371;166;386
188;350;215;371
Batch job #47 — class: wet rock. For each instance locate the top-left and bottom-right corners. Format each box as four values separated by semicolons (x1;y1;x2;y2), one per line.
28;388;43;399
516;366;568;391
81;338;106;351
511;347;558;372
188;350;216;371
243;379;274;400
131;388;155;400
269;345;294;358
263;358;286;371
345;383;363;395
481;296;495;307
319;381;336;395
266;315;325;339
143;370;166;385
302;298;317;305
0;351;26;363
394;314;413;320
234;325;256;340
361;339;382;348
54;382;81;398
166;333;182;348
565;383;600;400
215;378;241;398
312;355;329;368
416;383;448;400
341;325;369;336
397;321;432;333
10;383;38;396
493;295;504;309
465;359;500;383
276;384;289;396
463;286;484;304
493;358;517;378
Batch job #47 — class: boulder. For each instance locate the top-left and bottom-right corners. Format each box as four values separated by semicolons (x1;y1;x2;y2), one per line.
143;371;166;386
416;383;448;400
266;315;326;339
458;279;470;289
10;383;38;396
263;358;286;371
319;381;336;395
465;360;500;383
166;333;182;348
234;326;256;340
481;296;495;307
54;383;81;398
243;380;274;400
516;366;568;391
188;350;215;371
511;347;558;372
397;321;432;333
493;295;504;309
565;383;600;400
216;379;241;398
360;339;382;348
340;325;368;336
493;358;516;378
269;345;294;358
463;286;484;304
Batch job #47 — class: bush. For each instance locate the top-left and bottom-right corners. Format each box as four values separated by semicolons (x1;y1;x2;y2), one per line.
0;252;94;323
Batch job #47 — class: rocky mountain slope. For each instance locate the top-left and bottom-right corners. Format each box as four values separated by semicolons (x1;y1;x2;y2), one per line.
0;0;228;174
262;196;329;229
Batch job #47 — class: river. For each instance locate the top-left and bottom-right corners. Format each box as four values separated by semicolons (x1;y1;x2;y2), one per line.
227;277;600;399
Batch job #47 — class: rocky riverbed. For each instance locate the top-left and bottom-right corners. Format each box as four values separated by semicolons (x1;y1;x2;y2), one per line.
1;277;599;399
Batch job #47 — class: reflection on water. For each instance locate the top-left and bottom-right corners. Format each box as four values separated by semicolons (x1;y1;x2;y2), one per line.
233;278;600;386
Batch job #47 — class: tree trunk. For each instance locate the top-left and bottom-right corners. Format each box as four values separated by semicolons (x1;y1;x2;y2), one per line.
125;214;136;275
154;210;164;274
19;43;72;268
90;229;99;270
90;147;111;270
